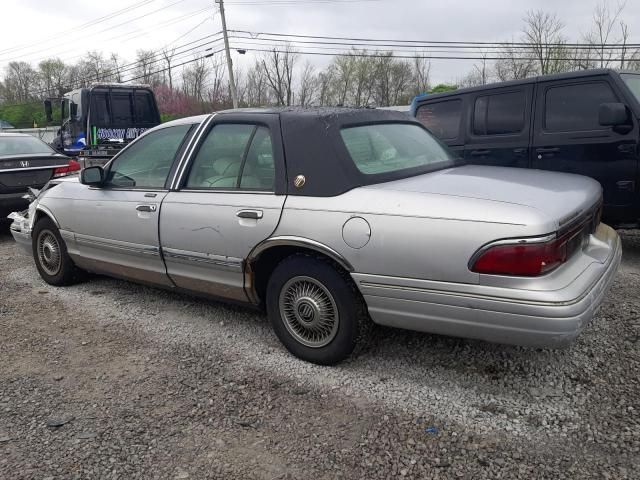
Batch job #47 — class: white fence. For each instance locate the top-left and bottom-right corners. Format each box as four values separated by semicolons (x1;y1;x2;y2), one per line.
2;126;59;144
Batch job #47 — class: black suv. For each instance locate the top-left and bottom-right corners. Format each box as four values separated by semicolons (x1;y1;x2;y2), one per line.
411;69;640;227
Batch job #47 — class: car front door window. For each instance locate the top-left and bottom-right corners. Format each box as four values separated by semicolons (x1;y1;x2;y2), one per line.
106;124;191;189
185;124;275;191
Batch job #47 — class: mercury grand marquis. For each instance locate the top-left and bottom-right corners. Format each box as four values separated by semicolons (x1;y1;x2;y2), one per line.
9;108;622;364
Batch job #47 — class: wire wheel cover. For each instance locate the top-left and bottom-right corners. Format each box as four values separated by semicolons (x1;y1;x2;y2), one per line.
37;230;62;276
279;276;340;348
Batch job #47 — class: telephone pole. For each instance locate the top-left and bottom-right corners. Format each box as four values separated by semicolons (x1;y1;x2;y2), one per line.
215;0;238;108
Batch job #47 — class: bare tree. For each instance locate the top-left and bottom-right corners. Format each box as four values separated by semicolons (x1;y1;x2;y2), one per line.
84;51;109;83
246;61;269;106
182;56;210;104
583;1;626;68
110;53;123;83
352;55;376;106
38;58;67;98
134;49;160;85
316;69;334;106
413;55;431;95
494;43;535;81
297;62;317;106
161;47;176;89
522;10;566;75
261;45;297;106
3;62;39;102
332;54;356;105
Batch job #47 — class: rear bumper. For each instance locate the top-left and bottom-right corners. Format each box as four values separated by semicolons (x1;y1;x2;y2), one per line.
353;223;622;347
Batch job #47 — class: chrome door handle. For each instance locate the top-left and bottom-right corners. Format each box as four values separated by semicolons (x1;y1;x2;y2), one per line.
236;209;263;219
136;204;157;212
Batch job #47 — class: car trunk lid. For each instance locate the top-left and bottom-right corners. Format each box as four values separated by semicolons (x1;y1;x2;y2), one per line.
364;164;602;231
0;154;70;193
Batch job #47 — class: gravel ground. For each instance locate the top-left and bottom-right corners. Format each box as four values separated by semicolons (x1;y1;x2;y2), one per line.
0;223;639;479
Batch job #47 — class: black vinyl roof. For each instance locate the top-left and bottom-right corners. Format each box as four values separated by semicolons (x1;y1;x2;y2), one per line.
216;107;430;196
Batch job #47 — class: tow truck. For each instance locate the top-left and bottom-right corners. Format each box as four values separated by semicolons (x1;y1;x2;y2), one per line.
45;83;161;167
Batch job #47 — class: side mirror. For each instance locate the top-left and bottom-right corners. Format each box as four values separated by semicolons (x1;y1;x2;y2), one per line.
70;102;78;118
80;166;104;186
599;102;629;127
44;100;53;122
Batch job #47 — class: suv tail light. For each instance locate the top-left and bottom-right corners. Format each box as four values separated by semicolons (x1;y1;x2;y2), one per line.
53;159;81;178
470;225;586;277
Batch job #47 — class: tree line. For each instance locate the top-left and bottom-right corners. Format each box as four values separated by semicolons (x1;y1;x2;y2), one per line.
1;2;639;127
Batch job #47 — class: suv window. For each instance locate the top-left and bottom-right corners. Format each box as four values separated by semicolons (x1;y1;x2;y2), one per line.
186;124;275;190
106;124;191;189
415;100;462;140
544;82;617;132
473;91;525;135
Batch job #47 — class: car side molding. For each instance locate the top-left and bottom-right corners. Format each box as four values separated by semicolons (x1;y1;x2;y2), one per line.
248;236;354;272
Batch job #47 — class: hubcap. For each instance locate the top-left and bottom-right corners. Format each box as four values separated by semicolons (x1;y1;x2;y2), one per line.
279;276;339;348
37;230;61;276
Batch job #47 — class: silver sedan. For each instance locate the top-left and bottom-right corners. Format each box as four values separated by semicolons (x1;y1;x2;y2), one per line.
9;108;621;364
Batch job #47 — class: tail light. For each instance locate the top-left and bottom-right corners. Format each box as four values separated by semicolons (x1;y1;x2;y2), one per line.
471;225;586;277
53;159;81;178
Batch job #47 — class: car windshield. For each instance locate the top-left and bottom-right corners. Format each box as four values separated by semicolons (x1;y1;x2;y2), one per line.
0;135;55;156
340;123;456;175
622;73;640;102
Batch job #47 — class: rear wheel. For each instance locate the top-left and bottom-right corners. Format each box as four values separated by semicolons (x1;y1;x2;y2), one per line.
32;217;80;286
266;254;371;365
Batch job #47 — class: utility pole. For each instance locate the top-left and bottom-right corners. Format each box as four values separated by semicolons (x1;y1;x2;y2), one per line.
215;0;238;108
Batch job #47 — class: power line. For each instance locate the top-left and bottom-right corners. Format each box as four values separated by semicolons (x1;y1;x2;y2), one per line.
229;30;640;49
0;0;189;64
31;8;214;68
229;32;640;52
231;45;636;63
0;0;157;56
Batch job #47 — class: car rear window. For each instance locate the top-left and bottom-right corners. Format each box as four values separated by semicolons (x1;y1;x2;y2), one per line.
0;136;54;156
415;100;462;140
340;123;455;175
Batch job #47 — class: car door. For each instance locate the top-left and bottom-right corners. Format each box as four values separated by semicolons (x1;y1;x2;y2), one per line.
160;114;286;302
531;78;639;223
463;86;533;168
65;123;195;285
414;97;466;158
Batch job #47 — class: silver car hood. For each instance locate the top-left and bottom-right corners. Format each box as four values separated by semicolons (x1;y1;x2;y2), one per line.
364;165;602;226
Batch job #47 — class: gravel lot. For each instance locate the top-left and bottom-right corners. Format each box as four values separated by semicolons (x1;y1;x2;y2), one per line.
0;222;639;479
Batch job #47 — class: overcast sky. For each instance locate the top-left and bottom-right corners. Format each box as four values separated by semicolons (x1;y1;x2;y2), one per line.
2;0;639;86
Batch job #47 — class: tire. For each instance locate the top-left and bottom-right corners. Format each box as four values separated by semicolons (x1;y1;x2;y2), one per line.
32;217;80;286
266;254;371;365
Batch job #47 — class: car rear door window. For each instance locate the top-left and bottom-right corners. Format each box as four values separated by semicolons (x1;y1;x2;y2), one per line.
544;82;617;132
106;124;191;189
415;100;462;140
186;124;275;191
473;91;525;135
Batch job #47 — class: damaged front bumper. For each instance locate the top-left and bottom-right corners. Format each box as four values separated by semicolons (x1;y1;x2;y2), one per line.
8;209;33;254
7;186;43;255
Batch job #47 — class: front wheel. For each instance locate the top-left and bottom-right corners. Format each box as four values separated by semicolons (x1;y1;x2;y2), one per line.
32;217;80;286
266;254;371;365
